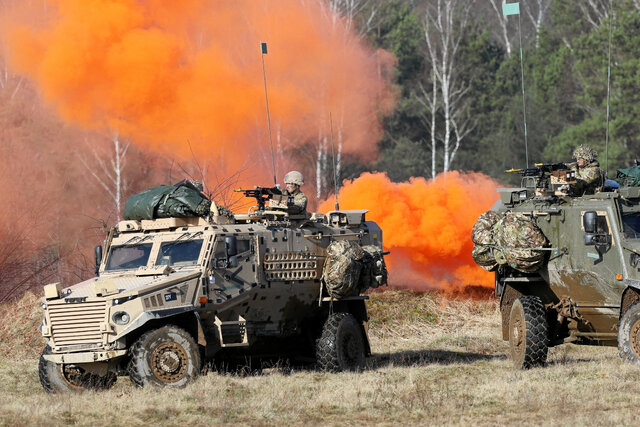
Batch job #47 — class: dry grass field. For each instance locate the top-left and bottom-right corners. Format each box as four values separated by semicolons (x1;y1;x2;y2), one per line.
2;290;640;426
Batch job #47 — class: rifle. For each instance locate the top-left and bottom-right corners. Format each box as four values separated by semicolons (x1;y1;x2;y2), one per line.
505;162;568;178
235;186;283;210
506;162;575;191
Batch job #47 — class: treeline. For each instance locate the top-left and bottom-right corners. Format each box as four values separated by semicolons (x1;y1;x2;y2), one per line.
336;0;639;185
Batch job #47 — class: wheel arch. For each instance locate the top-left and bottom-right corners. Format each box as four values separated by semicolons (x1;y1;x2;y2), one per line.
123;309;205;350
621;287;640;320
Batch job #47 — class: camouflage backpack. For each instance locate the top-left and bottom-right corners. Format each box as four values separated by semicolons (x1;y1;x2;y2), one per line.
492;213;547;273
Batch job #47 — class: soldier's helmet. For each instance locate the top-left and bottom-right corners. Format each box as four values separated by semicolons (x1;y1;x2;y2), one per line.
284;171;304;186
572;145;598;162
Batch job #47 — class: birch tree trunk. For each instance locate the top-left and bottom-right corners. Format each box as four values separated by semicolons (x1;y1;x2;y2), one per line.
488;0;513;57
423;0;476;174
523;0;552;49
78;134;129;220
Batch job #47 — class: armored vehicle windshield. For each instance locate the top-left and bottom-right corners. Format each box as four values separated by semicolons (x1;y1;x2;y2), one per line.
105;231;206;271
106;243;153;271
156;239;204;267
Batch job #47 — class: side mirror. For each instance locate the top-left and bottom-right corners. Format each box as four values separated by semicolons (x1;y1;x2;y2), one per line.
94;245;102;276
583;211;597;234
225;236;237;257
584;234;596;246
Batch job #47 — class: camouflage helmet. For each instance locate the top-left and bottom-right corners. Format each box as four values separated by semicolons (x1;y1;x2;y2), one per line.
284;171;304;186
572;145;598;162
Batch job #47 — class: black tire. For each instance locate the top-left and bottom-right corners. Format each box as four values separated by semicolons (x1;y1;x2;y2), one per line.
38;346;117;393
509;296;549;369
316;312;366;372
128;325;201;388
618;302;640;364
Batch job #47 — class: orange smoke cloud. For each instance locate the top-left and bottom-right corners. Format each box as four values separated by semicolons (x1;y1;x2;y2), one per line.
319;172;500;291
0;0;395;184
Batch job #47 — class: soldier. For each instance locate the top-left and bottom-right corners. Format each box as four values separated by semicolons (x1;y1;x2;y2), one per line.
283;170;307;214
568;145;603;196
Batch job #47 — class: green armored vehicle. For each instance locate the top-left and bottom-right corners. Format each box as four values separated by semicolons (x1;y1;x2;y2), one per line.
38;186;386;392
472;165;640;368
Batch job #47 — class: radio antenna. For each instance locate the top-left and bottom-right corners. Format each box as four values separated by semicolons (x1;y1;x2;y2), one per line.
503;2;528;167
329;112;340;210
605;2;613;176
260;41;277;186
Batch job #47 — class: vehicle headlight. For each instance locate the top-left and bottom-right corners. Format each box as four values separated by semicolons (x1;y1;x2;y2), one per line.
112;311;130;325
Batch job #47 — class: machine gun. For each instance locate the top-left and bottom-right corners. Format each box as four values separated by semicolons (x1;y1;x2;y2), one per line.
506;162;576;191
235;186;283;210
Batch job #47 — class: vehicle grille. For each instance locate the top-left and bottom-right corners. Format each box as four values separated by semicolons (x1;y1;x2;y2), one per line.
263;252;319;281
49;301;106;347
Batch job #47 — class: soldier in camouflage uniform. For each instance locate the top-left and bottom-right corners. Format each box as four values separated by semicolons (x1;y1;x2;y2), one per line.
568;145;603;196
283;171;307;214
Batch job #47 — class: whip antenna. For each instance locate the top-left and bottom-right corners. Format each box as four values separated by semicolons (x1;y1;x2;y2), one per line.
260;41;277;186
329;112;340;210
605;1;613;175
503;2;529;167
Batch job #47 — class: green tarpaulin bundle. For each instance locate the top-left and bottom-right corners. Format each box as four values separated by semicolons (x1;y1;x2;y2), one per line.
123;180;211;221
615;166;640;187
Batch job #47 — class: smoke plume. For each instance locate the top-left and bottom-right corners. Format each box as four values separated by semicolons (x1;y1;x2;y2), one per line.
1;0;395;185
319;172;499;292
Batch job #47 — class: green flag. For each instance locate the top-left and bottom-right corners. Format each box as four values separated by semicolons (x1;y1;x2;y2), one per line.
261;42;268;54
502;2;520;16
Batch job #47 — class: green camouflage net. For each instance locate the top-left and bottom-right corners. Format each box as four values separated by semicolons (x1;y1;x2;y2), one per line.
492;213;547;273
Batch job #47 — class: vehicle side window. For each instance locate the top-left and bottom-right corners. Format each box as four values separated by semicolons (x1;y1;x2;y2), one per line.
622;213;640;239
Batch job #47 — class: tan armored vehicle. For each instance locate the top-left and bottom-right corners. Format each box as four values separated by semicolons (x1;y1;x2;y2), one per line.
472;164;640;368
38;187;386;392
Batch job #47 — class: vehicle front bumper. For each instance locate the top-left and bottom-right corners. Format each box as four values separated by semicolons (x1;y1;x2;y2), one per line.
42;349;128;364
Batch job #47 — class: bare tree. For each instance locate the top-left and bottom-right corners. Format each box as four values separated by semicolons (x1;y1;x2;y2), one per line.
422;0;476;174
523;0;552;49
77;133;130;220
578;0;610;30
327;0;380;38
487;0;514;57
416;74;438;178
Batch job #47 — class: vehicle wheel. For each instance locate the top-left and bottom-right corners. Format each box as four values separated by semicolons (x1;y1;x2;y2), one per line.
316;312;366;372
38;346;117;393
509;296;549;369
128;325;201;388
618;302;640;364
